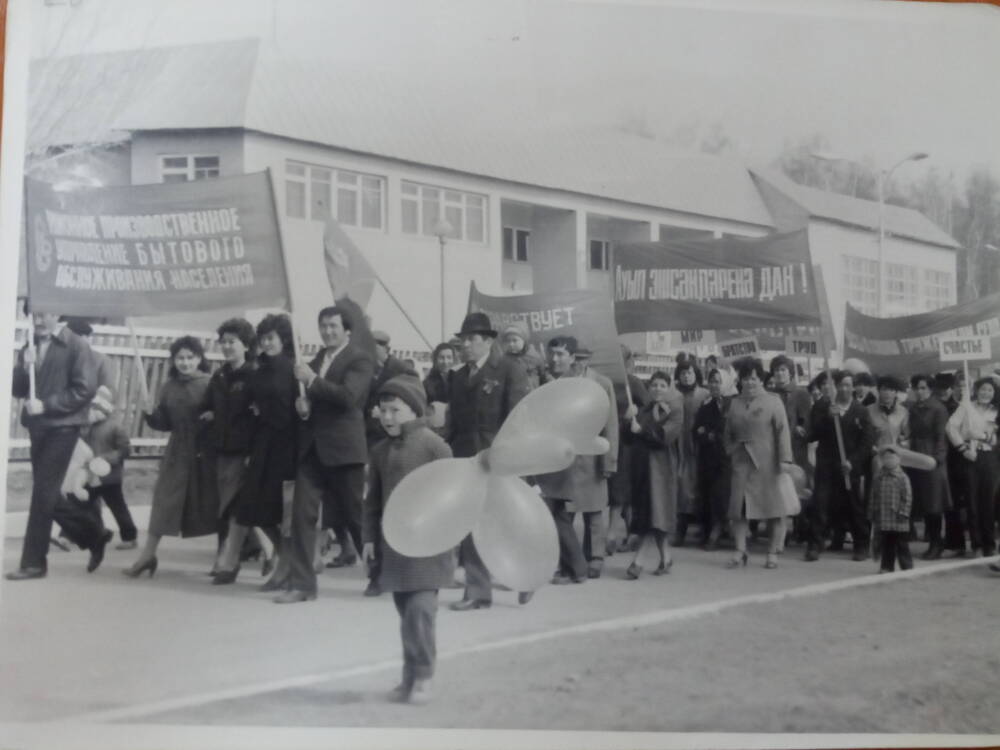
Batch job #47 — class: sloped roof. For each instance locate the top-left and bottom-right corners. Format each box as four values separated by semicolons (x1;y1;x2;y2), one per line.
750;167;959;249
29;38;774;228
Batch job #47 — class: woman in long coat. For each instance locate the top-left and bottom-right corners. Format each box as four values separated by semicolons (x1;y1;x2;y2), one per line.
625;371;684;578
907;373;952;559
124;336;217;578
673;360;710;546
215;314;298;586
724;357;794;569
693;368;731;549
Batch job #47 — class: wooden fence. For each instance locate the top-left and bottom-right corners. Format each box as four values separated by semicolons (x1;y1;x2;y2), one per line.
7;322;432;460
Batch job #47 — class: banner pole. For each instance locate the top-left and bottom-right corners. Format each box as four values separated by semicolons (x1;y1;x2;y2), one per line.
962;358;971;403
26;314;36;402
126;319;151;411
374;276;435;350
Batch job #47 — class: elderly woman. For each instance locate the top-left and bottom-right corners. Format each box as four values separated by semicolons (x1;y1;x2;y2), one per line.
673;360;709;546
947;377;999;559
723;357;795;569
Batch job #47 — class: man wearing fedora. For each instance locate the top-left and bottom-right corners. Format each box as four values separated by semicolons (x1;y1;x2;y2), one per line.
447;312;531;610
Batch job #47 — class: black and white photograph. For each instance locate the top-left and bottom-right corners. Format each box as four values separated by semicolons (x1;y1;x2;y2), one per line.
1;0;999;748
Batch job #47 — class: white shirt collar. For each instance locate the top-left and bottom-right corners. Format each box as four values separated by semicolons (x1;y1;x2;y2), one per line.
473;353;489;371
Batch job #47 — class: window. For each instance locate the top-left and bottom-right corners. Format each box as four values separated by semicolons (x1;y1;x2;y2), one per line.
589;239;612;271
160;155;220;183
922;269;955;311
842;255;879;315
285;160;385;229
400;181;486;242
885;262;920;311
503;227;530;262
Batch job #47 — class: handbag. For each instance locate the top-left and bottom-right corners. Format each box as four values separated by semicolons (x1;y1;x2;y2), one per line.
777;472;801;516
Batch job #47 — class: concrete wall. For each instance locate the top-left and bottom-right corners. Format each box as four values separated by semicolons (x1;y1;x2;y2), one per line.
808;220;958;349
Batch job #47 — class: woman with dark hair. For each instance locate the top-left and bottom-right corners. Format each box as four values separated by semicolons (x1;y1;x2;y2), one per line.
947;377;999;560
672;360;709;546
907;373;951;559
200;318;258;577
625;370;684;578
693;368;732;549
723;357;795;569
124;336;217;577
214;314;299;586
423;343;456;437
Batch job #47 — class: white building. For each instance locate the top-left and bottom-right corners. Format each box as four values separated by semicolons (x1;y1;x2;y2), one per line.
23;38;959;354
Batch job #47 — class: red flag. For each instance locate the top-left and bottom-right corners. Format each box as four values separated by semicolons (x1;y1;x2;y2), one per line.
323;216;376;310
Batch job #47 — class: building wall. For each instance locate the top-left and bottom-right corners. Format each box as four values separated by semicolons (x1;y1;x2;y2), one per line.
808;220;958;349
130;130;245;186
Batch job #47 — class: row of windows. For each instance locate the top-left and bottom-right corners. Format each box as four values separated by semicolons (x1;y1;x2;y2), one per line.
841;255;955;315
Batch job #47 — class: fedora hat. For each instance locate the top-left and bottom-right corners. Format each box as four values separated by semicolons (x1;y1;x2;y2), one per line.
455;312;497;338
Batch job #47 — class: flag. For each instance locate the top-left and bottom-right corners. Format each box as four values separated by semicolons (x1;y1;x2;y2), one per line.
323;216;376;310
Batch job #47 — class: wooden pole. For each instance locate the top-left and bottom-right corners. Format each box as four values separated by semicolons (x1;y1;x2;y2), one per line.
375;277;435;350
126;319;151;410
26;314;36;402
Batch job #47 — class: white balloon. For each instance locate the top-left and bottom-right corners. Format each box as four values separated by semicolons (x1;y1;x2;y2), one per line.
382;457;488;557
472;475;559;592
487;434;575;476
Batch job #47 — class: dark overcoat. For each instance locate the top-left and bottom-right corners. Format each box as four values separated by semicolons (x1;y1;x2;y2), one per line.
907;396;952;515
144;372;219;537
447;349;530;458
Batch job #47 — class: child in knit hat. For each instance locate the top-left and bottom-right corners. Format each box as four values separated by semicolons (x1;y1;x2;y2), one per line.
363;374;454;705
81;385;138;550
869;444;914;572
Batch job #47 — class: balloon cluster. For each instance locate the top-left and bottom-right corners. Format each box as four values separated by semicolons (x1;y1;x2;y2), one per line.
383;377;611;591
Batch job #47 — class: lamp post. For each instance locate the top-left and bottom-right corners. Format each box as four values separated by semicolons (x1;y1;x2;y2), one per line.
433;218;454;342
811;151;928;316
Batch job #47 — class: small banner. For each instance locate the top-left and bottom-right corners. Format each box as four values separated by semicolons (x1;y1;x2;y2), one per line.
938;335;992;363
844;292;1000;373
613;229;821;333
467;283;627;392
24;172;289;316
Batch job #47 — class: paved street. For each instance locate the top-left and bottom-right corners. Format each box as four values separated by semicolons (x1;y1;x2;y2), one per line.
1;501;992;733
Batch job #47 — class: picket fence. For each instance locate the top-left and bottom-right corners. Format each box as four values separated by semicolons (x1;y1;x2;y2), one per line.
7;320;667;460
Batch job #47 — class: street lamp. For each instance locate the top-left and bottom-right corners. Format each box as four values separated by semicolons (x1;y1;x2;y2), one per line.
432;218;454;342
811;151;928;316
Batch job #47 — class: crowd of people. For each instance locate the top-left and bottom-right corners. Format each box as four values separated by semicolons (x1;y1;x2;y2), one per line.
6;304;1000;704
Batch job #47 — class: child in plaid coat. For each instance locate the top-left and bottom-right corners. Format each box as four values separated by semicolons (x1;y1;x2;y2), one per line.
869;444;914;572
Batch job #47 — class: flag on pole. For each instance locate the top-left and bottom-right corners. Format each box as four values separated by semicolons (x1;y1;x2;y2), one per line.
323;216;376;310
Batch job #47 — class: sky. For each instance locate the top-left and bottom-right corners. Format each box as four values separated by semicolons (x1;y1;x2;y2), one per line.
21;0;1000;188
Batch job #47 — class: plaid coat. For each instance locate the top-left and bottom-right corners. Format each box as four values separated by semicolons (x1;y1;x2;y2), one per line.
869;466;913;532
364;420;455;592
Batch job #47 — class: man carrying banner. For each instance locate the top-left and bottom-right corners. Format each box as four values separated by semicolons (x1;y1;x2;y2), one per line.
276;305;374;604
447;313;531;610
6;309;108;580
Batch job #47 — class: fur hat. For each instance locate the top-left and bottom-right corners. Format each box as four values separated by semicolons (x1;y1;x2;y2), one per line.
501;320;530;341
91;385;114;417
378;375;427;417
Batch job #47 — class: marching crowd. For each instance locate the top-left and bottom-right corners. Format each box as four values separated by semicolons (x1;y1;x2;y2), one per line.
6;304;1000;703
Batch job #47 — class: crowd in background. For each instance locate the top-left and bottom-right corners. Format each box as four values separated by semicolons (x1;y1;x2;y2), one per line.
7;305;1000;702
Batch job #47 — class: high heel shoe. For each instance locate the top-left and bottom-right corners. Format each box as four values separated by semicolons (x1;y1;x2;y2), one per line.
653;559;673;576
122;557;158;578
212;566;240;585
625;562;642;580
725;552;748;569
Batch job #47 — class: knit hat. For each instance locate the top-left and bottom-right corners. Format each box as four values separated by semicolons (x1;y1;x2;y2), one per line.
91;385;114;416
501;320;530;342
378;375;427;417
372;330;391;346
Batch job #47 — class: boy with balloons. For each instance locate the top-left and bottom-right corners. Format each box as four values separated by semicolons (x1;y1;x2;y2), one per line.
362;374;454;705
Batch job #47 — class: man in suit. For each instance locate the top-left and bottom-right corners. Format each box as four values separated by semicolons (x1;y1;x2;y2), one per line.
7;309;108;580
275;305;374;603
536;340;619;581
447;312;531;610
